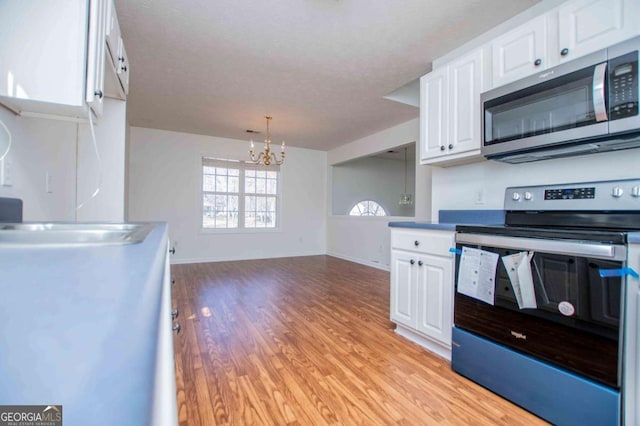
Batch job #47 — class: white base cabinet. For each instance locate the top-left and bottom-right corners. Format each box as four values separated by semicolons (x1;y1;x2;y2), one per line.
390;228;455;359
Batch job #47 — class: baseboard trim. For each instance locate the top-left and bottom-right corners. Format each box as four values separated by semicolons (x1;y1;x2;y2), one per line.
395;324;452;361
170;251;326;265
326;251;389;271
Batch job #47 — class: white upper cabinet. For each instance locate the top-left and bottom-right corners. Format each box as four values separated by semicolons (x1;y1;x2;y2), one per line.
556;0;640;63
0;0;129;119
420;47;485;166
490;0;640;89
85;0;108;118
104;0;129;99
449;48;484;156
419;67;448;163
491;15;548;88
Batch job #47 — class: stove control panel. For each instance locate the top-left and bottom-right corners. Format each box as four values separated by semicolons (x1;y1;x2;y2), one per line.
544;187;595;200
505;178;640;211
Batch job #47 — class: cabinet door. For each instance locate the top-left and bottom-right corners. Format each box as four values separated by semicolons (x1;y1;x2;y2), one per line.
419;68;448;163
85;0;107;117
557;0;640;63
491;15;547;87
105;0;122;67
390;250;418;328
117;41;130;95
449;48;484;155
416;254;453;346
0;0;87;109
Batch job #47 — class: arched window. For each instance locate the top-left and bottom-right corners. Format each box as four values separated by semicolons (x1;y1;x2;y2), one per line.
349;200;387;216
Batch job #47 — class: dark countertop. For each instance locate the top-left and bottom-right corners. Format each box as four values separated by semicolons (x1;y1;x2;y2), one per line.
0;223;169;425
389;210;505;230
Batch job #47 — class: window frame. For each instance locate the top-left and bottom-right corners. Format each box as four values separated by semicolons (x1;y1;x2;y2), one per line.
348;200;388;217
200;157;282;234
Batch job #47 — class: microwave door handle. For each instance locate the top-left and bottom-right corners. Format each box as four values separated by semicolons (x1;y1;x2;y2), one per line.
593;62;608;122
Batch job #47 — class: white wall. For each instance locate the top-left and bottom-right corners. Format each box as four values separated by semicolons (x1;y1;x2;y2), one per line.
76;98;127;221
0;99;128;222
332;156;415;217
0;107;77;221
127;126;327;264
431;149;640;215
326;118;427;270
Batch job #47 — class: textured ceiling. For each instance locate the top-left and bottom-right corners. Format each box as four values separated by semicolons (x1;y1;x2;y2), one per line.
115;0;539;151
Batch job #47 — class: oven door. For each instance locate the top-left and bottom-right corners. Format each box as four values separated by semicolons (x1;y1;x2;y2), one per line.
482;49;609;159
454;233;626;389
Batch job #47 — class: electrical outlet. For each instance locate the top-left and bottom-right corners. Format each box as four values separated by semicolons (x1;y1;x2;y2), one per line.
474;189;485;205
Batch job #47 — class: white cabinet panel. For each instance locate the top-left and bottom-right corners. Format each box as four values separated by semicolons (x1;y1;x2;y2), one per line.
419;68;448;162
491;15;548;87
449;49;484;154
390;229;455;358
390;251;417;328
0;0;129;118
557;0;639;63
419;47;485;166
0;1;88;114
416;254;453;345
86;0;108;117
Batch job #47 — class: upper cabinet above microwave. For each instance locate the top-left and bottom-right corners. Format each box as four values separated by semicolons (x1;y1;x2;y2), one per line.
492;0;640;88
0;0;129;120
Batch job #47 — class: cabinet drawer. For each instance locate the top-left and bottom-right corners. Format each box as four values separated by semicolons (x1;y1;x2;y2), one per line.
391;229;454;255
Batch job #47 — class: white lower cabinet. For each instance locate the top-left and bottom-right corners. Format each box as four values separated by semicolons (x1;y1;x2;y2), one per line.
390;228;455;360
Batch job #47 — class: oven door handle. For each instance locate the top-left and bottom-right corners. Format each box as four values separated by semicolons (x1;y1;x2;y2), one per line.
455;234;626;261
593;62;608;122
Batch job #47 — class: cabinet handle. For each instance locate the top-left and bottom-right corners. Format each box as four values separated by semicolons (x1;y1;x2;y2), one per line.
534;58;542;66
169;247;176;254
94;90;103;99
121;65;128;72
171;278;175;286
171;308;179;319
560;48;569;56
172;323;181;334
440;146;445;151
448;144;453;150
410;259;415;265
418;260;423;266
118;56;125;62
414;240;420;246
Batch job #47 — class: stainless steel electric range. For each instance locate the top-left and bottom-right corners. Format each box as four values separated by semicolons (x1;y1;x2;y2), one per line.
452;178;640;426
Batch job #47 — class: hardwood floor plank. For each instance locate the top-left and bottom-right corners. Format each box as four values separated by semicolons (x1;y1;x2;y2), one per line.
172;256;549;425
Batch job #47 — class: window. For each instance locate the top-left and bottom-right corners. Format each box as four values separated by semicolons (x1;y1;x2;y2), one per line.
202;158;280;230
349;200;387;216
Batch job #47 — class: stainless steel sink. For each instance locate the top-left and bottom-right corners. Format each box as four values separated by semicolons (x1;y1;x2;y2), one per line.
0;222;155;246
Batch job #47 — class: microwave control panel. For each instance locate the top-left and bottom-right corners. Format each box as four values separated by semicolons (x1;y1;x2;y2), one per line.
609;51;638;120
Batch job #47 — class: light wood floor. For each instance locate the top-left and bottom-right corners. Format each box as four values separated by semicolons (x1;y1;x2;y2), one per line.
172;255;548;425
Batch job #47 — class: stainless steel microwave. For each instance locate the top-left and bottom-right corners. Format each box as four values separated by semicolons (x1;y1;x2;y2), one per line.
482;36;640;163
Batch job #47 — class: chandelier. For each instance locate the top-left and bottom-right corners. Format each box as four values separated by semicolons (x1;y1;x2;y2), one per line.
399;147;413;206
248;116;285;166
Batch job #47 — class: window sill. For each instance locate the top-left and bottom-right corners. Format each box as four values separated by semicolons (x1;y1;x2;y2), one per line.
200;227;282;235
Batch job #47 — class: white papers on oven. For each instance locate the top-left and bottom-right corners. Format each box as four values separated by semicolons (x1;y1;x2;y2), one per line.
502;251;537;309
457;247;499;305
